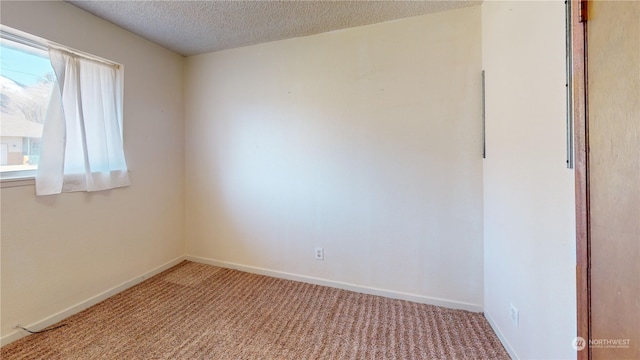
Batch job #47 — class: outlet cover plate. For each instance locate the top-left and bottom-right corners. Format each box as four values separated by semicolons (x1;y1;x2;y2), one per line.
509;303;519;327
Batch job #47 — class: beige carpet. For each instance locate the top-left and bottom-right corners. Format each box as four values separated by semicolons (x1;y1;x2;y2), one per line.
2;261;509;359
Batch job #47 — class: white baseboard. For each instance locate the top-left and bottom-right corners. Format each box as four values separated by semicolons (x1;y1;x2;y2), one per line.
1;256;185;347
185;255;484;313
484;308;518;360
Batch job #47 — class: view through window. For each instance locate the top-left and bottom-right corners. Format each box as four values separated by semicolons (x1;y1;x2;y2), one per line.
0;37;56;177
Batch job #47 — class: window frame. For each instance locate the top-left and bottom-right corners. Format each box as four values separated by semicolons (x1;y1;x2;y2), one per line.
1;28;51;185
0;25;124;188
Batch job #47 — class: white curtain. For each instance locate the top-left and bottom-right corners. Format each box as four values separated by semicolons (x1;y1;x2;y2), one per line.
36;48;129;195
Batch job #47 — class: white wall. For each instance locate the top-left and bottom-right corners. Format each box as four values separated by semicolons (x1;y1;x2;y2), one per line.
185;6;484;309
0;2;578;356
0;1;185;343
482;1;576;359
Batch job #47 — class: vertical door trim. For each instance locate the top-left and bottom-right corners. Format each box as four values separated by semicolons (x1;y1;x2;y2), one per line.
572;1;590;359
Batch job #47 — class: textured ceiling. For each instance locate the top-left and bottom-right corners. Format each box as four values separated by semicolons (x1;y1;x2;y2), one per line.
67;1;480;57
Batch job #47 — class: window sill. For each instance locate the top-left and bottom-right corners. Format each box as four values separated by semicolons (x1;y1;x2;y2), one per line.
1;177;35;188
1;175;36;188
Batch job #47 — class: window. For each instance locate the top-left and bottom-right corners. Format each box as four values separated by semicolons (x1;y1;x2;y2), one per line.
0;33;55;179
0;27;129;194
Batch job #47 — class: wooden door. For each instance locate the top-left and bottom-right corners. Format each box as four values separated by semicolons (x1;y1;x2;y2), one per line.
587;1;640;358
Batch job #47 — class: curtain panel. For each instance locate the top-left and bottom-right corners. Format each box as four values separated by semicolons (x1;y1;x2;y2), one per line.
36;48;129;195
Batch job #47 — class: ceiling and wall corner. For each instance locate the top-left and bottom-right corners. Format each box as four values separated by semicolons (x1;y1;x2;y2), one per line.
66;0;481;56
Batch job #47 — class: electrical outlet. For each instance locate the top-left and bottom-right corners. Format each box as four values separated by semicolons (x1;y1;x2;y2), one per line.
509;303;519;327
314;247;324;260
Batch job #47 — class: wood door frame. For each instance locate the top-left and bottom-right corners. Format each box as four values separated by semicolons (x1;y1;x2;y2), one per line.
572;1;590;359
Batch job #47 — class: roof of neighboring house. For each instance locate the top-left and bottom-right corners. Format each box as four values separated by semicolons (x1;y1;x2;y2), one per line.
0;113;43;138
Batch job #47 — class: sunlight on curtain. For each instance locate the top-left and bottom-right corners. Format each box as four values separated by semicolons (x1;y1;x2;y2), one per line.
36;48;129;195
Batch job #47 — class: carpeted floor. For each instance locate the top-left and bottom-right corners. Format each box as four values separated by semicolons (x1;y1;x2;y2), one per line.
1;261;509;359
